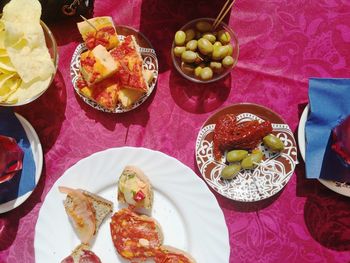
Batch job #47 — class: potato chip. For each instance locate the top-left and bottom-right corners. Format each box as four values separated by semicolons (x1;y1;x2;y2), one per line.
6;76;50;104
0;49;8;58
2;0;41;24
0;56;15;72
0;73;21;102
2;0;55;83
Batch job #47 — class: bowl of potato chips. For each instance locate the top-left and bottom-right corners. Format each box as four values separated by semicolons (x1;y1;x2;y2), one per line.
0;0;58;106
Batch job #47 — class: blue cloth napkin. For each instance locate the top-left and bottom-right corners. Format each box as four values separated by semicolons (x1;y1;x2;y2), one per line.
0;108;36;203
305;78;350;182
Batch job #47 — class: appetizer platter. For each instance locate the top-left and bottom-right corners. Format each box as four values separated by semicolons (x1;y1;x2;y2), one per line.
196;103;298;202
34;147;229;262
0;113;43;213
70;17;158;113
298;105;350;197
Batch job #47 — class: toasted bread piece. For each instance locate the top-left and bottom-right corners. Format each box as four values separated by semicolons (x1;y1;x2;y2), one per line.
110;208;163;260
60;187;96;244
117;165;153;209
77;16;119;50
61;244;102;263
117;88;144;108
117;69;154;108
60;187;113;244
110;35;149;93
80;75;120;110
155;245;196;263
77;190;113;229
80;45;118;86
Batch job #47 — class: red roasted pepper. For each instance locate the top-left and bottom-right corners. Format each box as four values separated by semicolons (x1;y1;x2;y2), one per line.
133;190;145;202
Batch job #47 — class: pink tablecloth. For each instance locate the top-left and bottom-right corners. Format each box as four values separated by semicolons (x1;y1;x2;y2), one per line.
1;0;350;262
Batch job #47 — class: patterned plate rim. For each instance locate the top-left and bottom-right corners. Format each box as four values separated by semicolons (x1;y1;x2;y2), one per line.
195;103;298;202
70;27;158;113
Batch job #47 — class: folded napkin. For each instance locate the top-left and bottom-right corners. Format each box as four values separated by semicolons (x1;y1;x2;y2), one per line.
305;78;350;182
0;108;36;204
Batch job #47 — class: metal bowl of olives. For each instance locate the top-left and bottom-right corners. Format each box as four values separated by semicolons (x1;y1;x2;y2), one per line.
171;18;239;83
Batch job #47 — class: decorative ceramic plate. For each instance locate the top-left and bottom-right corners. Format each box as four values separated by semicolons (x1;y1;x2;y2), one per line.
34;147;229;262
0;113;43;213
70;26;158;113
195;103;298;202
298;105;350;197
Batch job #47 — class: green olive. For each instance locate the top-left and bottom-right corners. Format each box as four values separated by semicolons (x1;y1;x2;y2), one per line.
221;163;241;180
186;40;198;51
202;33;216;43
173;46;186;57
195;21;212;32
181;50;197;63
226;150;248;163
174;30;186;46
218;30;231;44
200;67;213;80
212;46;229;60
213;41;222;48
185;29;195;42
209;61;223;73
197;38;213;55
194;66;202;78
263;134;285;152
222;56;234;68
181;62;195;75
225;44;233;56
241;150;263;169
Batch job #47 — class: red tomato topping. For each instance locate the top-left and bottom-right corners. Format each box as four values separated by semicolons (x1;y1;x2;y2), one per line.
79;250;102;263
81;55;96;68
77;76;88;89
133;190;145;202
110;208;162;260
213;114;273;160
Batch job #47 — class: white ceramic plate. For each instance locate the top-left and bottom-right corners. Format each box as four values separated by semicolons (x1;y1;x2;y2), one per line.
298;105;350;197
34;147;229;262
0;113;43;213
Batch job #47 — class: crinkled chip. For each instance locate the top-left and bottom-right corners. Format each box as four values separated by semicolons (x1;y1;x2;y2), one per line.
2;0;55;83
0;56;15;72
6;76;50;104
2;0;41;24
0;73;21;102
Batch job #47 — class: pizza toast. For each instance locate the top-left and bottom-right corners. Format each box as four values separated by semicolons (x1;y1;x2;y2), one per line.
117;165;154;209
61;244;102;263
59;187;113;244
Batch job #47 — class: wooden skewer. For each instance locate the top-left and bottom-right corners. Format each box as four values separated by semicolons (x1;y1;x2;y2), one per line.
213;0;231;28
212;0;236;30
80;15;98;32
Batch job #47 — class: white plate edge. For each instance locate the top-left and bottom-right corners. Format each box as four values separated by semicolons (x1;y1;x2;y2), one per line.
0;113;43;213
297;104;350;197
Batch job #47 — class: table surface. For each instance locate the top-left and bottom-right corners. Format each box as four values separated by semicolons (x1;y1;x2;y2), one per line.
1;0;350;262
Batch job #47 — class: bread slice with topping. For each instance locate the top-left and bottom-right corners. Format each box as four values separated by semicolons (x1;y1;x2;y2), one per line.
117;165;153;209
155;246;196;263
77;16;119;51
80;44;118;86
110;208;163;260
61;244;102;263
59;187;113;244
77;189;113;230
